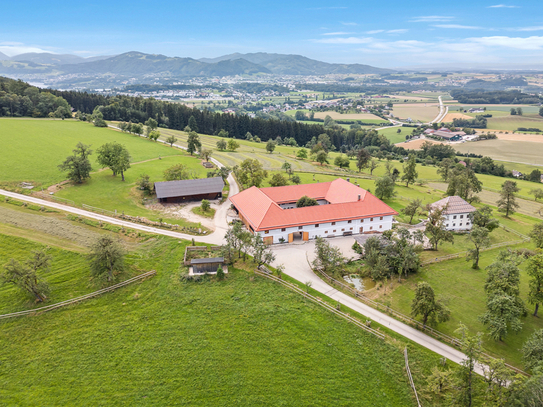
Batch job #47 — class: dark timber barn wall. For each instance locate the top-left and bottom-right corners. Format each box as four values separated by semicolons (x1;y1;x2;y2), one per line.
155;177;224;203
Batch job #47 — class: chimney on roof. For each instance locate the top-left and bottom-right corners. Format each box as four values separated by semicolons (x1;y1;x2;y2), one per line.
358;194;361;201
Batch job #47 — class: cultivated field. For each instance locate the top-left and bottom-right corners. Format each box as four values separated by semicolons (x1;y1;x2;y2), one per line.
313;111;387;122
455;139;543;166
390;104;440;122
441;112;472;122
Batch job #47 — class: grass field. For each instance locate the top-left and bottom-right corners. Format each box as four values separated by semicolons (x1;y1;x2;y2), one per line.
385;242;543;368
54;154;210;228
0;119;184;187
378;127;409;144
313;111;388;123
486;114;543;132
0;229;430;406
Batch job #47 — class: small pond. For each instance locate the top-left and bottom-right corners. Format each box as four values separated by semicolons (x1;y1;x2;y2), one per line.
343;275;376;291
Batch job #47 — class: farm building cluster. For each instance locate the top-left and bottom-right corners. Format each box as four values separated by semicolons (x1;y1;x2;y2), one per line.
230;178;397;244
424;127;467;142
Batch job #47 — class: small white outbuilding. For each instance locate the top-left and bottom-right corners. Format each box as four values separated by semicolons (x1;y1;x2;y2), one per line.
430;196;476;232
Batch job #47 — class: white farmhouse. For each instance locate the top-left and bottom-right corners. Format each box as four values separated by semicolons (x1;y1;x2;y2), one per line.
430;196;476;232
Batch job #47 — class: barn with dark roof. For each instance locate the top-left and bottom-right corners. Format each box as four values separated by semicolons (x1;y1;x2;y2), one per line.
154;177;224;203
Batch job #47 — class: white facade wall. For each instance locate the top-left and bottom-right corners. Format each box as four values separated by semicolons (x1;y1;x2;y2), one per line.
443;212;473;231
257;215;394;244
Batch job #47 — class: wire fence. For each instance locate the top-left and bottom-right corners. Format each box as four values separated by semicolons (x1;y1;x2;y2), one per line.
421;225;530;266
38;192;75;206
0;270;156;320
81;203;117;217
311;266;529;376
255;268;385;340
404;348;422;407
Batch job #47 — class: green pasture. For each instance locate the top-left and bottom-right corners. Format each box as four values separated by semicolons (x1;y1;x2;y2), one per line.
0;119;184;187
55;155;209;229
377;127;409;144
0;232;424;406
387;240;542;368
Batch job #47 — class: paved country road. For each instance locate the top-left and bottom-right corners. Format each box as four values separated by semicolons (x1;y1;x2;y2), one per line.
0;186;485;374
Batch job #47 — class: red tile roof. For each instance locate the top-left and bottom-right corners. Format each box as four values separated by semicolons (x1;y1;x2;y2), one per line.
230;178;398;231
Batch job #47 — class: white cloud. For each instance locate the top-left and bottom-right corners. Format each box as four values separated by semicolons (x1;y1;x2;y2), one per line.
488;4;519;8
512;26;543;32
366;30;384;34
322;32;354;36
341;22;357;26
409;16;454;22
0;43;53;56
433;24;482;29
314;36;373;44
468;35;543;50
387;29;408;34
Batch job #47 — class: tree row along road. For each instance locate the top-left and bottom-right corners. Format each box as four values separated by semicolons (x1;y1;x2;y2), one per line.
0;187;484;375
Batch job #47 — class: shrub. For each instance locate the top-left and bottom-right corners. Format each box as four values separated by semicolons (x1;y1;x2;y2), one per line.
216;266;225;280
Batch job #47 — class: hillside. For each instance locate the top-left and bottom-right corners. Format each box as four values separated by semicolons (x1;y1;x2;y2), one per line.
0;51;391;78
0;219;427;406
199;52;394;75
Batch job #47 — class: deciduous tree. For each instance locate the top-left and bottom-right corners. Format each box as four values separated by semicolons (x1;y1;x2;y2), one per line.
296;148;308;159
296;195;318;207
466;225;491;269
527;254;543;316
334;154;350;169
58;142;93;184
269;173;288;187
522;329;543;371
368;158;379;175
411;282;451;327
88;235;125;282
402;199;422;224
425;205;454;251
253;234;276;267
0;249;51;302
401;154;418;187
356;148;371;172
163;164;190;181
497;180;520;217
266;140;276;154
166;135;177;147
529;222;543;249
227;139;240;151
469;206;499;232
187;131;201;155
374;176;396;200
200;148;212;162
233;159;268;188
216;139;227;151
96;142;131;181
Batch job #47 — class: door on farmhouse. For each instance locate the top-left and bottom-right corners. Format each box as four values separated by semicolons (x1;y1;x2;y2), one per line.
288;233;294;243
359;227;363;233
302;232;309;241
263;236;273;245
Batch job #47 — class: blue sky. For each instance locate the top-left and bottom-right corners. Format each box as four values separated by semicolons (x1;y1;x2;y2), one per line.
2;1;543;68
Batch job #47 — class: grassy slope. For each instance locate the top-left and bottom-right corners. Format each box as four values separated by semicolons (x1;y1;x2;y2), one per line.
387;242;543;368
0;119;184;186
0;232;422;406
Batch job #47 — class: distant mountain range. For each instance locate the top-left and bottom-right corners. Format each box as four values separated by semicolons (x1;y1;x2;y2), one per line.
0;51;393;79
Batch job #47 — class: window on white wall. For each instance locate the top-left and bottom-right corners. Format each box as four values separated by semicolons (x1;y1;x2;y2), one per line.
265;230;269;234
315;224;319;227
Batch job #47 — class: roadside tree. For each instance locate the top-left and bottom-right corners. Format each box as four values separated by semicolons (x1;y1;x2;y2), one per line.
233;159;268;188
187;131;201;155
411;282;451;327
166;135;177;147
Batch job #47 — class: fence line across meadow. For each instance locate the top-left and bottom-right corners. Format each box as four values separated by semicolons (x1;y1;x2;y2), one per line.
404;348;422;407
0;270;156;321
311;266;528;376
255;267;385;340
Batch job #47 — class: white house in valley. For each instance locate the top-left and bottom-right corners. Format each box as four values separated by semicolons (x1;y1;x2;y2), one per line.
229;178;397;244
430;196;476;232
